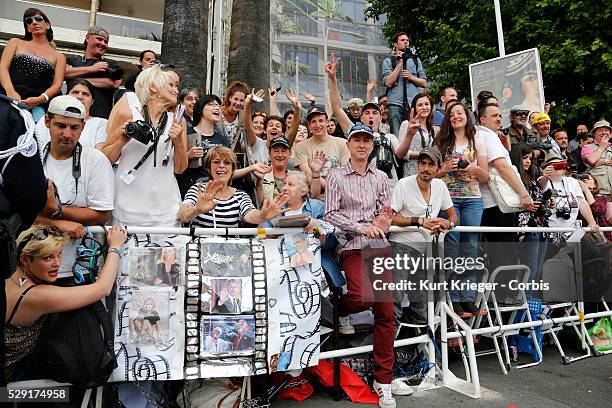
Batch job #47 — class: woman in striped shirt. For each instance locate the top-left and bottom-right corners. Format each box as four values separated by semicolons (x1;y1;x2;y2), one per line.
178;146;289;228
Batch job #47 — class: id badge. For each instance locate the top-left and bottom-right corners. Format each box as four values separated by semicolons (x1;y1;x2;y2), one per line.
120;170;135;185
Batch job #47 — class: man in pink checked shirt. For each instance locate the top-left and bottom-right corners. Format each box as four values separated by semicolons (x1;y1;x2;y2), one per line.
325;124;410;408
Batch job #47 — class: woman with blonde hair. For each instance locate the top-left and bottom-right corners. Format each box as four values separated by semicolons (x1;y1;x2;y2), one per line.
4;225;126;381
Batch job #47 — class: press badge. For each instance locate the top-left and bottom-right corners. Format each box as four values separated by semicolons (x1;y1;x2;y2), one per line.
120;170;135;185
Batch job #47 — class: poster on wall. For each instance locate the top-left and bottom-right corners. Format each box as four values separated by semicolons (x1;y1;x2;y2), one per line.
110;234;188;382
469;48;545;127
264;233;322;372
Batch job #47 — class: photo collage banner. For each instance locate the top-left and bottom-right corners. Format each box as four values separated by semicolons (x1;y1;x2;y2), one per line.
110;234;322;381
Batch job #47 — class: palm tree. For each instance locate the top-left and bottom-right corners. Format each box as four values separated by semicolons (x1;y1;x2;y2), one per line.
226;0;270;108
161;0;209;93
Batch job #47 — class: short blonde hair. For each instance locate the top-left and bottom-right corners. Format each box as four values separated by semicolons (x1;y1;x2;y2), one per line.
134;65;173;105
160;247;176;263
204;146;237;179
286;171;310;200
16;225;69;263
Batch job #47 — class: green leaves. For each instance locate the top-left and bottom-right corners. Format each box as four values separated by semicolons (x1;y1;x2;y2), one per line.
366;0;611;126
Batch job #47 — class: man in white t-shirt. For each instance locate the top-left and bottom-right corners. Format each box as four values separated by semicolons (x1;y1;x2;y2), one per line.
390;146;457;322
35;95;114;280
478;104;532;240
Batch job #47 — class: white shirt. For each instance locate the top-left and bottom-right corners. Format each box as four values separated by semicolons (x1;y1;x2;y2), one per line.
544;176;584;228
477;126;514;209
36;117;108;149
44;146;114;277
389;176;453;246
113;93;181;227
249;137;269;165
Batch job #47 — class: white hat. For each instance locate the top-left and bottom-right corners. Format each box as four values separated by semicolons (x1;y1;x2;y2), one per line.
47;95;85;119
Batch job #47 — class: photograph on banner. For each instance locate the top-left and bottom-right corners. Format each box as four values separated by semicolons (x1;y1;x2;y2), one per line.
127;246;185;286
200;240;253;277
285;232;315;267
208;277;253;314
264;236;322;371
200;315;256;357
129;290;170;346
469;48;544;127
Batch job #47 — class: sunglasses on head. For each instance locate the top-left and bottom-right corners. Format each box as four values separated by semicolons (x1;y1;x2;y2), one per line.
253;111;268;118
350;124;372;133
25;15;45;25
17;227;62;254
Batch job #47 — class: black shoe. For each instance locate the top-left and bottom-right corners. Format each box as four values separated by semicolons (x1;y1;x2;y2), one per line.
452;302;466;314
462;302;481;315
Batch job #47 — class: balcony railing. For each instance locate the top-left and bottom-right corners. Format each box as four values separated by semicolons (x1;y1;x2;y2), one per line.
1;0;162;42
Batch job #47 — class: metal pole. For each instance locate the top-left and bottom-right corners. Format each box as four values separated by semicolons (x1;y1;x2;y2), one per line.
89;0;97;26
493;0;506;56
295;55;299;95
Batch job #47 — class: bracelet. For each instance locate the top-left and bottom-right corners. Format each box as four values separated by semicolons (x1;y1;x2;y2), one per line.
41;93;49;103
311;175;321;179
520;194;529;199
108;247;123;258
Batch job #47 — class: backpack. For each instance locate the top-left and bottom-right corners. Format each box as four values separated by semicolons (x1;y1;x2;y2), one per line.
38;300;117;388
541;246;576;302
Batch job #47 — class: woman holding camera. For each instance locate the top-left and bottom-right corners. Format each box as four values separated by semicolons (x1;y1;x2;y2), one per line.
510;144;549;297
434;100;488;315
0;8;65;121
102;64;188;227
5;225;126;382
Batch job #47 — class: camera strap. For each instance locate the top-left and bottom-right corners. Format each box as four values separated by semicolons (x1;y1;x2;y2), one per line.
43;141;82;202
130;106;169;174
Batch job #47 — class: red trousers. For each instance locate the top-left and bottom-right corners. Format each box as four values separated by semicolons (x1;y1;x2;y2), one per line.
339;246;395;384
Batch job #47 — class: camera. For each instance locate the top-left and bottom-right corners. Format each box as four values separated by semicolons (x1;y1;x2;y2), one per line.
556;206;571;220
571;172;589;180
106;65;124;80
531;188;555;226
457;159;470;169
124;120;155;145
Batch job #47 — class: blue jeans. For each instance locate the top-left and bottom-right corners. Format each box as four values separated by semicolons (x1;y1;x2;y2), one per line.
388;104;407;136
519;233;548;300
445;198;484;302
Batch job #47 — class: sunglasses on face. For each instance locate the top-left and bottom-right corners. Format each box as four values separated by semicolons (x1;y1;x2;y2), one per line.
17;227;62;254
512;110;529;116
211;159;233;167
25;15;45;25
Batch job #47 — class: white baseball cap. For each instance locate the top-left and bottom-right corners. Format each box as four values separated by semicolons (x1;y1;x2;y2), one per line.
47;95;85;119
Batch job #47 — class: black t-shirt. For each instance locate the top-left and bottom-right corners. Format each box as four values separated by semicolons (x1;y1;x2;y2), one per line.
66;56;123;119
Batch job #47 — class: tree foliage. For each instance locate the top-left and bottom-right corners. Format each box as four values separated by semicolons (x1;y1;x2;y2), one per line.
366;0;611;127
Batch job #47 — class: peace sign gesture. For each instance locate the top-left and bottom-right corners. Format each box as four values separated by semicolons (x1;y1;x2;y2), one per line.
325;52;341;80
405;108;420;137
285;89;301;110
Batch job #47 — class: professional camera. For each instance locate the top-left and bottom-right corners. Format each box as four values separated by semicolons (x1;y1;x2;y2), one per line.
106;65;124;80
571;172;589;180
457;159;470;169
527;141;553;151
556;206;571;220
124;120;155;145
531;188;555;226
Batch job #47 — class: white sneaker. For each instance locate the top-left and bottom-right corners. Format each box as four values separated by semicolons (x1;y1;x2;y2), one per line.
339;316;355;335
373;380;396;408
391;378;414;396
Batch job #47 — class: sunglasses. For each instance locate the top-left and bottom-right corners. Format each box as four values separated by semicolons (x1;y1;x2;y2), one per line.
25;15;45;25
512;110;529;116
17;227;62;254
253;111;268;118
349;124;373;133
211;159;234;167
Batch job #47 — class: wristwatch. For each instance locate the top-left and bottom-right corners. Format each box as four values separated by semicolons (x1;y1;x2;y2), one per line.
49;202;63;220
448;220;455;229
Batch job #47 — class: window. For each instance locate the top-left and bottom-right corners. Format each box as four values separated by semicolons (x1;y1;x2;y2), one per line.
328;48;368;98
280;44;319;76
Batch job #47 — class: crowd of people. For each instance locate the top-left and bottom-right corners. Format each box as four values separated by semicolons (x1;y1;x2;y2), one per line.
1;9;611;408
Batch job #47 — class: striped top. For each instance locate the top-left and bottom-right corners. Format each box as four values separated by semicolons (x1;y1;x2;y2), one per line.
183;183;255;228
324;162;390;253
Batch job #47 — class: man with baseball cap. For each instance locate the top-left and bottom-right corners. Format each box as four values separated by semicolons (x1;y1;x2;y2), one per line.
294;105;349;199
347;97;364;121
325;122;402;406
389;145;457;325
35;95;114;282
65;25;123;118
532;112;562;157
582;119;612;194
503;104;539;147
327;59;403;187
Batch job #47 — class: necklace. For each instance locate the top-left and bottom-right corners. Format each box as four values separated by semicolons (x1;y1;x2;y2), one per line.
11;275;28;287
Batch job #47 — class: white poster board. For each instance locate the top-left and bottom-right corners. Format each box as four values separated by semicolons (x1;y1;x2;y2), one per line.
469;48;545;127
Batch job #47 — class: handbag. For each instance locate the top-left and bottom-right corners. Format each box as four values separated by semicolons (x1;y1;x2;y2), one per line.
488;166;522;213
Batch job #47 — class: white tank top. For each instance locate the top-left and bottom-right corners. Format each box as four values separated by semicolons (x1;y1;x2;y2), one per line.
113;93;181;226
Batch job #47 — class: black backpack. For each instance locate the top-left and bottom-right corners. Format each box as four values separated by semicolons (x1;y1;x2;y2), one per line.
369;134;396;176
38;300;117;388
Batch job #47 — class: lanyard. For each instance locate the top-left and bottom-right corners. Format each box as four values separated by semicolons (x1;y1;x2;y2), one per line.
43;142;82;205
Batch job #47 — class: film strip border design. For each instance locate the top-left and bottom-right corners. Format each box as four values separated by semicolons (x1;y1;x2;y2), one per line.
183;238;269;379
